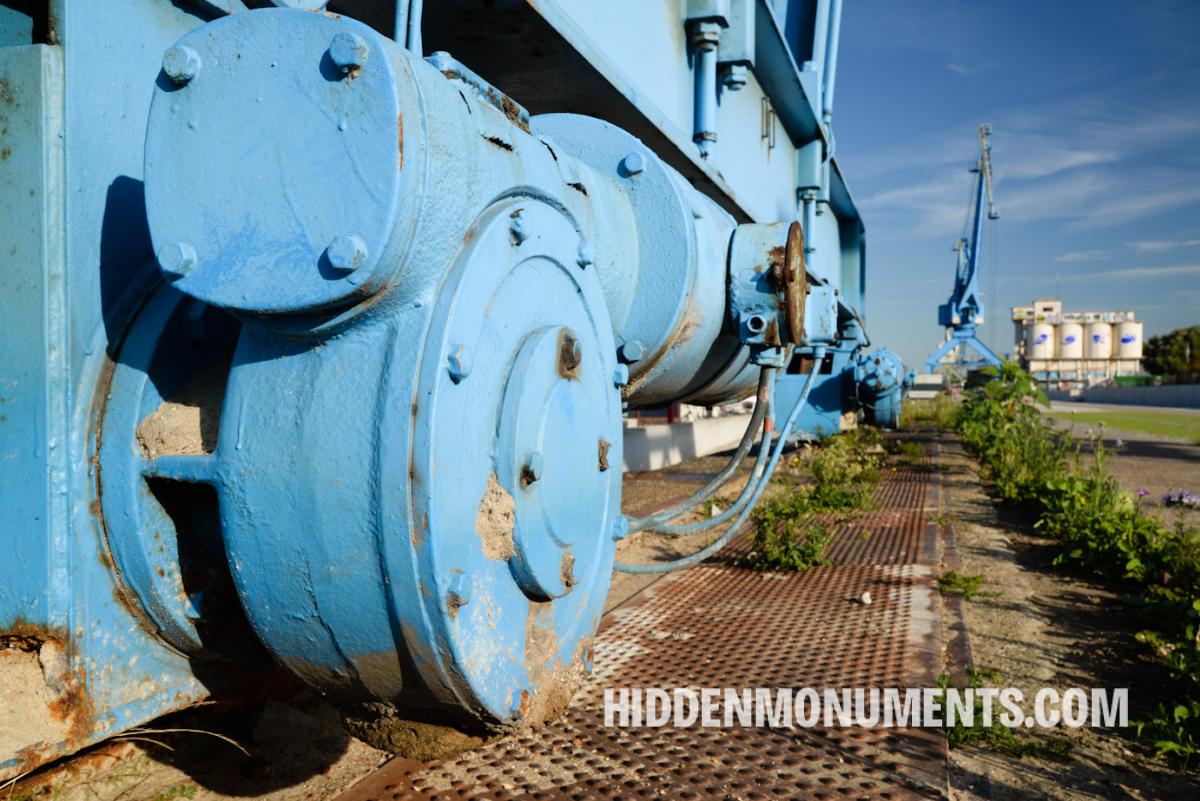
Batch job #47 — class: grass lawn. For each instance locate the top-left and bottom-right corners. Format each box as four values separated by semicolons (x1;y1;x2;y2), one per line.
1046;408;1200;444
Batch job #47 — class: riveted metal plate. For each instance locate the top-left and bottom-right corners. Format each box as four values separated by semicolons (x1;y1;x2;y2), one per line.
338;459;945;801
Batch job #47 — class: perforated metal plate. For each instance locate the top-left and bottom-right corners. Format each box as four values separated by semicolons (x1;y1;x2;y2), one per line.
338;457;947;801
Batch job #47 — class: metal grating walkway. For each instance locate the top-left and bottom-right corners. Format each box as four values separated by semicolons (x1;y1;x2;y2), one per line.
339;458;947;801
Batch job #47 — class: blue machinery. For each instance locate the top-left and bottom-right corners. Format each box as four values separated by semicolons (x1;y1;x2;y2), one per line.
1;0;909;774
924;124;1003;376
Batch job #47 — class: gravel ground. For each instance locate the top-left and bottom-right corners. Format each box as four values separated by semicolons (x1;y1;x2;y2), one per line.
937;436;1200;800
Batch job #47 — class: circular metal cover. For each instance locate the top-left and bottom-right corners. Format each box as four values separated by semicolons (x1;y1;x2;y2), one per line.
403;200;622;724
783;221;809;344
144;10;404;314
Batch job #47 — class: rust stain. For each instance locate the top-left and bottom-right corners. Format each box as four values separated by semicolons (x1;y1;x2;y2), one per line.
3;618;94;748
567;181;587;196
560;551;575;589
597;438;611;472
498;93;530;133
767;244;786;284
445;591;467;619
555;330;581;380
397;111;404;171
764;317;782;348
1;619;63;652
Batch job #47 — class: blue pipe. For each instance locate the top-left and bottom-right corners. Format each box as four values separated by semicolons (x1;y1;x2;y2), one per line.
802;189;817;256
407;0;423;55
811;0;830;76
393;1;408;43
614;347;827;574
691;21;720;158
822;0;842;127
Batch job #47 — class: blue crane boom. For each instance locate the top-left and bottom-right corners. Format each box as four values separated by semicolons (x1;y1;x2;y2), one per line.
924;124;1003;374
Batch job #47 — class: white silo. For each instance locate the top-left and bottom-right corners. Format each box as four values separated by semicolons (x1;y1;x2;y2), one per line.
1027;322;1056;359
1085;323;1112;359
1059;323;1084;359
1116;321;1144;359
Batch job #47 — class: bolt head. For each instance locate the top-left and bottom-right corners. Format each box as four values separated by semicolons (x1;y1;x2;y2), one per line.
447;344;471;383
620;151;646;176
163;45;202;85
619;339;646;363
723;64;748;91
611;516;630;542
158;241;197;279
613;364;630;387
326;234;368;273
329;32;369;74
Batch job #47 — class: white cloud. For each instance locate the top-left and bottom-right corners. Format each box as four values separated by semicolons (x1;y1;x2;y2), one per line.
1054;250;1113;263
1130;238;1200;253
1058;263;1200;282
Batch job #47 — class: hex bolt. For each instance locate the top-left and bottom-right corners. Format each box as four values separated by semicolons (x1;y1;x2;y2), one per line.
620;151;645;176
521;451;544;487
163;45;202;85
329;32;369;75
509;209;529;246
447;344;471;383
183;589;207;621
722;64;748;91
447;572;469;609
326;234;368;273
158;241;197;280
613;364;630;387
618;339;646;364
610;515;630;542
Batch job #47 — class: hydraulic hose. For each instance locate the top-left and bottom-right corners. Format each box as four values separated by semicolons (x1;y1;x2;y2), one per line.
614;348;827;574
628;368;775;532
642;383;777;536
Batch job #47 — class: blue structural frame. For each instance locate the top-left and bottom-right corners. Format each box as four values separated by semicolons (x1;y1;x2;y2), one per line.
1;0;909;775
924;125;1003;375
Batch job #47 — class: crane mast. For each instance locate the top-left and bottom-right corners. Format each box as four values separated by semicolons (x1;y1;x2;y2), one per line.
924;124;1003;375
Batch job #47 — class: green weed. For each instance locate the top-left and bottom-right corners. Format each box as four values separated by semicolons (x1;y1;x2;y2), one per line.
936;571;997;601
937;670;1071;760
746;491;832;571
955;361;1200;766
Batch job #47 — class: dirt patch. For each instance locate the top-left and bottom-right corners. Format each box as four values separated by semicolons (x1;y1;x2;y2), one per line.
1;636;74;779
134;364;226;457
936;438;1200;801
6;692;390;801
475;474;516;560
340;705;490;762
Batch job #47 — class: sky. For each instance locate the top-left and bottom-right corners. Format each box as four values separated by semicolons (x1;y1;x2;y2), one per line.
834;0;1200;368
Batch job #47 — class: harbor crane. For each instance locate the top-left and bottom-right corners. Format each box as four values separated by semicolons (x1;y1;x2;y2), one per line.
924;124;1003;375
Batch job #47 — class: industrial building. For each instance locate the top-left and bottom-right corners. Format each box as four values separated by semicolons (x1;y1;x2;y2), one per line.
1012;298;1144;387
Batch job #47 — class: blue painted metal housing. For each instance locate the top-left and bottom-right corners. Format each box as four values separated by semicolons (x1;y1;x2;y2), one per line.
1;0;908;775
